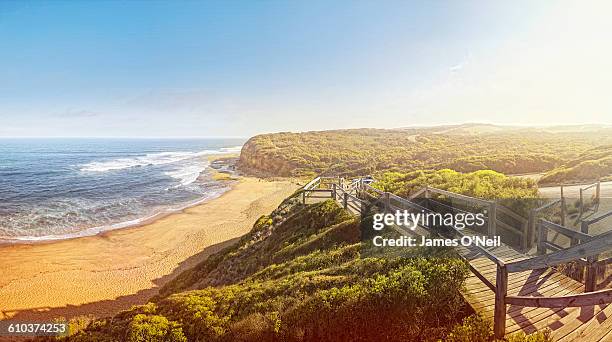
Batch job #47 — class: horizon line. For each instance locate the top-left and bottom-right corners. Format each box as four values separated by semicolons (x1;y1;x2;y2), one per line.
0;136;250;139
1;122;611;139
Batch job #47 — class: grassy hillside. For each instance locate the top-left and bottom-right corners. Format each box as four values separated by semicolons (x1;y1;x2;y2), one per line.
238;125;612;179
53;183;551;341
58;198;472;341
372;169;538;200
539;145;612;185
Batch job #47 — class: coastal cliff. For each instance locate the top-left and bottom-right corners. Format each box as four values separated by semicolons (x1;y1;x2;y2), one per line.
238;134;298;177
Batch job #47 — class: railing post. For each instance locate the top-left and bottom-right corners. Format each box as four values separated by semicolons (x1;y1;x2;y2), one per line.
527;209;536;251
581;220;589;234
384;192;390;213
560;185;566;227
520;220;528;252
358;195;364;216
579;188;584;217
585;255;598;292
488;201;497;237
494;264;508;339
537;219;548;255
302;190;306;204
343;192;348;209
332;183;337;200
595;180;601;210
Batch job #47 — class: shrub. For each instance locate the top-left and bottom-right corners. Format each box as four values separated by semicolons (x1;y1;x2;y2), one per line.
127;315;186;342
444;315;491;342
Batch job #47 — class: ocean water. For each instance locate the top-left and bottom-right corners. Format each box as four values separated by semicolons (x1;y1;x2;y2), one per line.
0;138;244;242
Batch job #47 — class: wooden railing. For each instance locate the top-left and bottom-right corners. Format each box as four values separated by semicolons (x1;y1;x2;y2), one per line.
537;219;593;253
579;181;601;217
537;211;612;292
298;176;612;339
300;176;339;203
525;198;566;251
489;221;611;337
300;176;366;213
581;210;612;234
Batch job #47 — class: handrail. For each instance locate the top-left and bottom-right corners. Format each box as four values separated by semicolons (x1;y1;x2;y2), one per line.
453;229;505;267
506;230;612;273
497;205;528;225
543;241;563;252
303;176;321;190
535;198;561;212
408;187;427;200
497;220;524;235
583;210;612;225
343;191;361;203
362;184;384;195
427;197;477;216
506;288;612;308
468;262;497;292
541;220;594;242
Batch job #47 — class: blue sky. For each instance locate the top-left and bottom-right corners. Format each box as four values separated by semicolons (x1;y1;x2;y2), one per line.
1;1;611;137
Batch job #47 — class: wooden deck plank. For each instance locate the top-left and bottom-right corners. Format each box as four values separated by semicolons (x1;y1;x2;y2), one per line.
475;269;577;303
557;303;612;341
547;305;608;340
506;281;585;333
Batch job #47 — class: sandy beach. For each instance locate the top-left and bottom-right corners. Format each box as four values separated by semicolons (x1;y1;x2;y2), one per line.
0;177;297;322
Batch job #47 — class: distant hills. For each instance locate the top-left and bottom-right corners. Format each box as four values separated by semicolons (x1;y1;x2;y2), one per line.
239;124;612;184
539;144;612;184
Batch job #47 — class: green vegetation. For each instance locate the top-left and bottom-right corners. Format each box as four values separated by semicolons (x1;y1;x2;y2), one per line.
539;145;612;185
239;125;612;178
371;169;538;200
55;188;550;341
59;199;472;341
445;315;552;342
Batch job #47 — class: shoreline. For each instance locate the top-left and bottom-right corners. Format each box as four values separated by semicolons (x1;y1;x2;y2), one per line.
0;153;241;245
0;183;232;245
0;176;297;322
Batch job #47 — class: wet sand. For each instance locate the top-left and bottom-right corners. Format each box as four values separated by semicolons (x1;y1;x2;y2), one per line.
0;177;297;321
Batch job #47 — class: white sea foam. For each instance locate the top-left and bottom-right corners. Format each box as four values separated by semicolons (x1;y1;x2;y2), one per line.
0;187;229;243
164;163;208;186
80;148;235;172
219;145;243;153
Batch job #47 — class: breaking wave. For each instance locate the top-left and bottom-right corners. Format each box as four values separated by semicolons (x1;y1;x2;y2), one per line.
80;150;219;172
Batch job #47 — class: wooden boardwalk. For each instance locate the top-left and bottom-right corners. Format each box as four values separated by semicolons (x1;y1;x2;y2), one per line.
300;176;612;340
459;243;611;341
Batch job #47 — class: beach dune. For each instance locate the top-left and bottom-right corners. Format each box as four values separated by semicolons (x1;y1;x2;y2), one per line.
0;177;297;321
